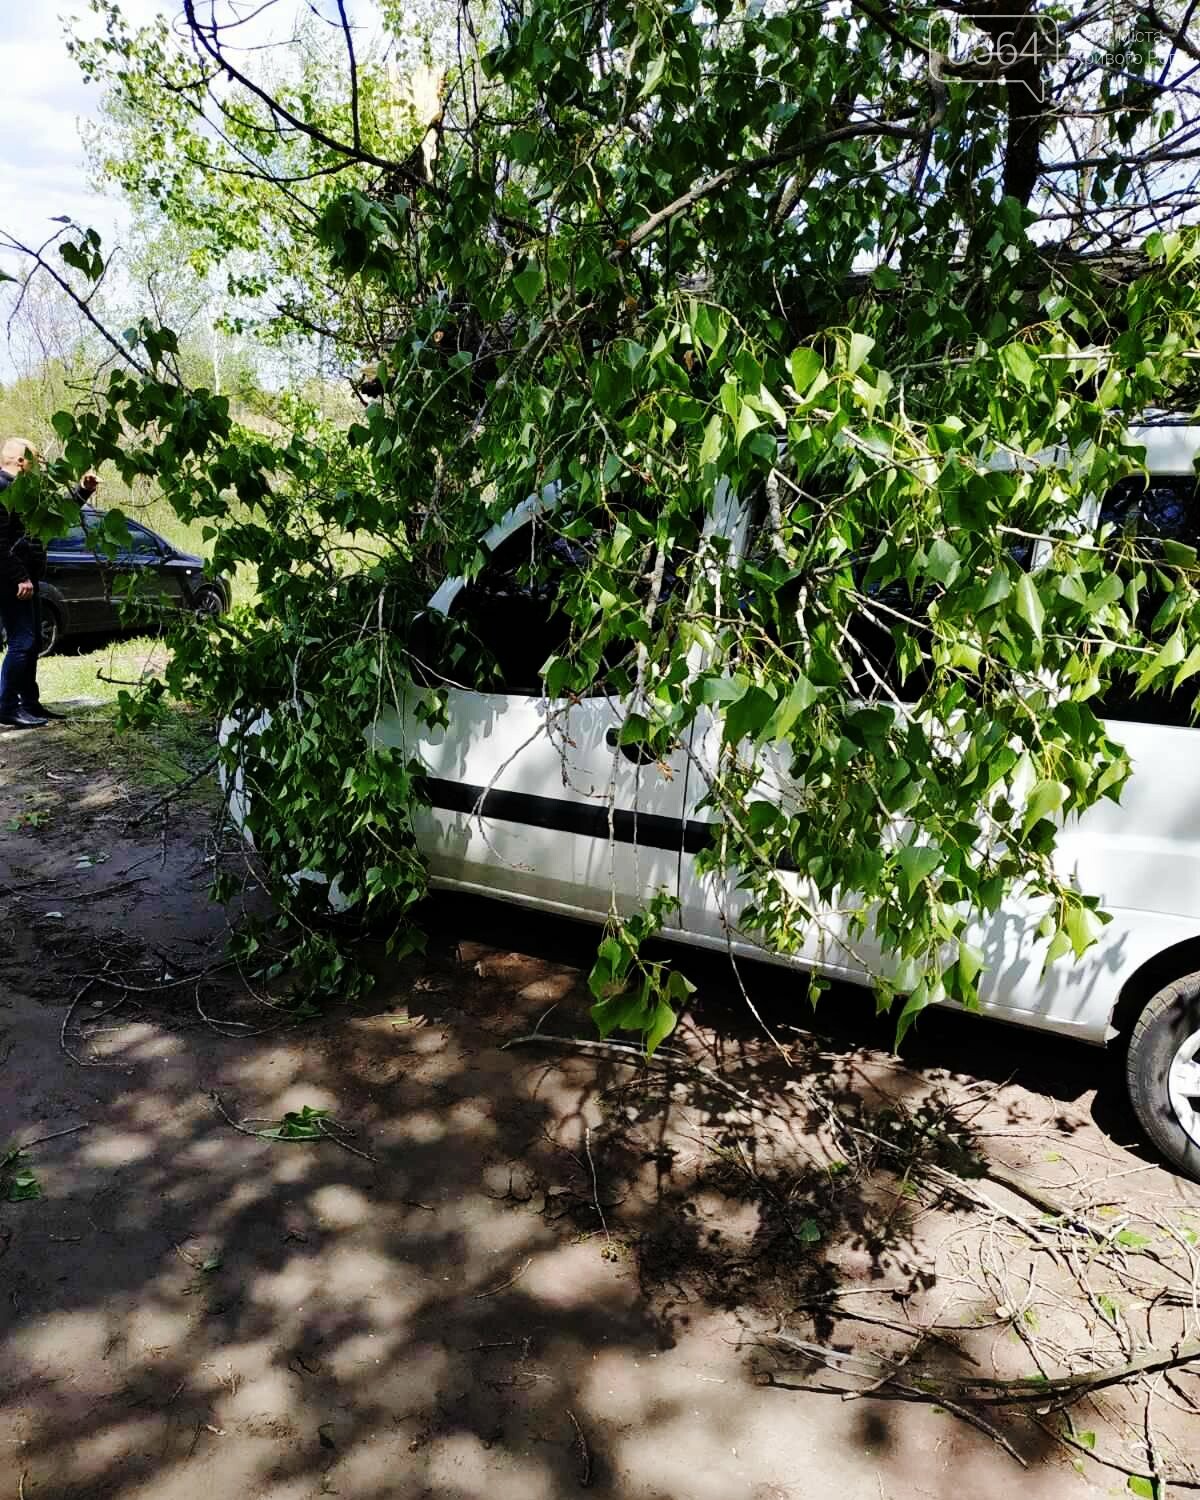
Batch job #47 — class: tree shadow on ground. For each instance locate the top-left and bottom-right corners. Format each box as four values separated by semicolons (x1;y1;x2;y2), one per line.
2;890;1191;1499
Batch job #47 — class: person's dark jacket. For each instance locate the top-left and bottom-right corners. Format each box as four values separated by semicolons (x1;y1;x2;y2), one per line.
0;468;46;588
0;472;89;590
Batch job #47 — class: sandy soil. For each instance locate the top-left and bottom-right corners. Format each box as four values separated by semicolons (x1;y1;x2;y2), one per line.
2;706;1200;1500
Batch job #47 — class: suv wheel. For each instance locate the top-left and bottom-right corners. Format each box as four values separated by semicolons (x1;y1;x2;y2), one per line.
1126;970;1200;1182
194;586;224;619
38;602;61;656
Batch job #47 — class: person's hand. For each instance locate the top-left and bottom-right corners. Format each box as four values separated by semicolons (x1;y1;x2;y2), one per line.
16;579;33;600
80;471;100;496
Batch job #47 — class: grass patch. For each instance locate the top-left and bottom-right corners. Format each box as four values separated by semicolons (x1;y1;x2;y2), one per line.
56;700;216;795
30;628;216;797
37;633;171;708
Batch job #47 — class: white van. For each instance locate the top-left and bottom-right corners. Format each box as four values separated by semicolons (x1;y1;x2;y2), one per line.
230;420;1200;1180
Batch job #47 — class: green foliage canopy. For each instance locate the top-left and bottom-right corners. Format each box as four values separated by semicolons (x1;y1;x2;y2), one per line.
21;0;1200;1033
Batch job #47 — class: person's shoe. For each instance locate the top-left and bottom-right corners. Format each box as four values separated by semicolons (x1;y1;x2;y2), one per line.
0;708;49;728
21;703;67;720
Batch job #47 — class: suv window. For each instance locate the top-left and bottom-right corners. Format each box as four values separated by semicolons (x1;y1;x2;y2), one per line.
1096;473;1200;726
122;522;163;559
48;524;91;553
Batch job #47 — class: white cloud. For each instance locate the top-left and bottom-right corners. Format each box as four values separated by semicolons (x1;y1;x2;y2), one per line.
0;1;383;376
0;4;170;374
0;46;115;243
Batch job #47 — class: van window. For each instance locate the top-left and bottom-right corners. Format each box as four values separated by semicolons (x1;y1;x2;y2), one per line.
420;503;699;696
1099;474;1199;555
1096;474;1200;726
443;522;582;694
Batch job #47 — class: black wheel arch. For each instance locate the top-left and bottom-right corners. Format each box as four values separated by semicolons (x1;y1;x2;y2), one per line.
1108;936;1200;1044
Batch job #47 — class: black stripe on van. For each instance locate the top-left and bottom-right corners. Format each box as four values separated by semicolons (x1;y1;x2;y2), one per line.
423;777;717;856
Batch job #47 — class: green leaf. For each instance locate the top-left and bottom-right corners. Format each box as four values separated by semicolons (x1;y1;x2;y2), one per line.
1000;343;1037;388
896;844;939;899
894;981;931;1047
638;51;667;100
262;1105;330;1141
1022;779;1066;835
644;997;677;1056
1043;929;1072;967
768;672;823;741
1173;642;1200;692
980;568;1012;609
512;261;544;306
957;940;985;988
789;347;822;394
1015;574;1044;641
847;332;874;373
544;655;573;698
1087;573;1124;612
755;384;787;426
735;401;762;448
591;992;633;1036
692;303;728;357
1138;628;1186;689
698;412;724;469
1064;903;1105;957
722;684;775;745
925;538;961;587
618;713;651;747
1095;365;1123;410
3;1169;41;1202
1162;539;1198;568
1127;1476;1156;1499
1115;1228;1151;1250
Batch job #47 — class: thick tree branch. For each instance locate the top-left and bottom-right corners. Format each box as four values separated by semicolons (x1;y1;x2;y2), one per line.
619;118;921;255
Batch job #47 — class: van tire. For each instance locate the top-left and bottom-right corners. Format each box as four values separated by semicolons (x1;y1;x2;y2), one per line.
1126;971;1200;1182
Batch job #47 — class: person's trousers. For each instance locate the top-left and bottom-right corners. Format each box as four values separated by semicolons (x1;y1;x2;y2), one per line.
0;583;41;714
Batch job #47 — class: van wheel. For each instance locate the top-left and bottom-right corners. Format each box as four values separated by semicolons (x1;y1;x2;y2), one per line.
1126;971;1200;1182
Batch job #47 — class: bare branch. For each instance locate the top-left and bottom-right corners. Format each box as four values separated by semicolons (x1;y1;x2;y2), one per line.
334;0;361;152
180;0;432;194
0;232;153;379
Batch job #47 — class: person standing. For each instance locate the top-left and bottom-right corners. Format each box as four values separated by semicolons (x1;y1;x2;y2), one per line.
0;438;98;728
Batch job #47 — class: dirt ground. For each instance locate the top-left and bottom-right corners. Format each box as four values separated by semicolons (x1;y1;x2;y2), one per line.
3;705;1200;1500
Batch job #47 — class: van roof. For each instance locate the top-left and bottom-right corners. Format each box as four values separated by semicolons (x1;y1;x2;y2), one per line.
1128;424;1200;473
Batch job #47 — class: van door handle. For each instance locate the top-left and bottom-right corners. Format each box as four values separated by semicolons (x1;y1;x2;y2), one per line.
605;726;662;765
